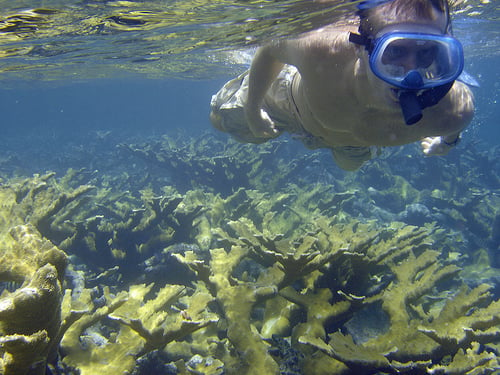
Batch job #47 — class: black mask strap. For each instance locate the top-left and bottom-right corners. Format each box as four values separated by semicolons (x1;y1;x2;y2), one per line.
348;32;373;53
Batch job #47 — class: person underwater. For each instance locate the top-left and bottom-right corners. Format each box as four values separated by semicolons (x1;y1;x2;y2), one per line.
210;0;475;171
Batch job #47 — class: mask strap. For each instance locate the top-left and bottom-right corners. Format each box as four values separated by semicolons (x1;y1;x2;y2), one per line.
348;32;369;46
348;32;373;53
353;0;395;10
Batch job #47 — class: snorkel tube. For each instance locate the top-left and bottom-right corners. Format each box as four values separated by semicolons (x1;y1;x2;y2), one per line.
398;70;424;125
397;77;454;125
398;91;422;125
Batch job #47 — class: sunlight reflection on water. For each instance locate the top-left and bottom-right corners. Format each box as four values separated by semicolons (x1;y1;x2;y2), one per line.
0;0;497;81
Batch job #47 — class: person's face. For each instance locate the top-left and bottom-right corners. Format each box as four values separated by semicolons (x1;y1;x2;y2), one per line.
359;48;401;107
380;38;438;74
363;10;449;105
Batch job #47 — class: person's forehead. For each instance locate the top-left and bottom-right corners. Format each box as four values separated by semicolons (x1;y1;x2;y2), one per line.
368;8;448;34
388;39;437;46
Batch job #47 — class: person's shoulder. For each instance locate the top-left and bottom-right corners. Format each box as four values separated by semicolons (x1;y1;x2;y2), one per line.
447;81;475;117
292;24;358;53
430;81;474;131
300;24;356;41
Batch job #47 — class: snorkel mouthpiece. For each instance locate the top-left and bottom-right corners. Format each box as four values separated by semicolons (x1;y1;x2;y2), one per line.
398;90;423;125
401;70;424;89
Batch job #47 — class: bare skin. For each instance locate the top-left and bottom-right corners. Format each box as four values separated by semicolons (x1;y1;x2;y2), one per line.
244;21;474;157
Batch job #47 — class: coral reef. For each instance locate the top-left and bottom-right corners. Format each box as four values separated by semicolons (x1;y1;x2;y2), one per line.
0;174;76;374
119;134;326;195
0;134;498;374
60;282;218;374
0;225;67;375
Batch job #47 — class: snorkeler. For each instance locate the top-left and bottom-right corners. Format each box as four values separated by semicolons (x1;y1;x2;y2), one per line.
210;0;475;171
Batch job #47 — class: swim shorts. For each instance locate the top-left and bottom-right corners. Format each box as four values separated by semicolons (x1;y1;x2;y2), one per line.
210;66;306;144
210;65;375;170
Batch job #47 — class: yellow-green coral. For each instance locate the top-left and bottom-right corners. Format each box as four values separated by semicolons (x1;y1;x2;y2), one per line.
0;183;69;375
0;257;65;374
61;282;218;375
0;167;498;375
176;245;280;374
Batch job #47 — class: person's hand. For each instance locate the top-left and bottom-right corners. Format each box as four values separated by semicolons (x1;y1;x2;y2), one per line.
421;136;451;156
245;108;280;138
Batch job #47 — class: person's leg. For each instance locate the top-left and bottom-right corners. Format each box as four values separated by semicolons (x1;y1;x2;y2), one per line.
331;146;375;171
210;71;268;144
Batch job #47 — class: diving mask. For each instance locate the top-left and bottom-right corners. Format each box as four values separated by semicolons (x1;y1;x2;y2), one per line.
368;25;464;90
349;24;465;125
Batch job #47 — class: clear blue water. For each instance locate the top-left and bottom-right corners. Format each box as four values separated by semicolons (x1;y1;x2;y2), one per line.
0;1;497;163
0;1;497;256
0;2;499;374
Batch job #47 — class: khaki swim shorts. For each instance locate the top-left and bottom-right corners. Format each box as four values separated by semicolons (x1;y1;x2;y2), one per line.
210;66;305;144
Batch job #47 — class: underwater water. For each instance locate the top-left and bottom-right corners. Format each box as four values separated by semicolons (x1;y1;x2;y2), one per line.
0;1;498;374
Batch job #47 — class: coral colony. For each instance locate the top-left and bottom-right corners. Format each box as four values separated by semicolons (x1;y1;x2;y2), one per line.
0;135;498;374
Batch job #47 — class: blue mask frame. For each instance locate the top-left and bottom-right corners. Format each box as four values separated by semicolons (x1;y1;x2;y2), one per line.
369;31;464;90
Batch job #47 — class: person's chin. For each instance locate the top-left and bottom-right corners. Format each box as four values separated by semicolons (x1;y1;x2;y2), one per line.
367;82;402;110
389;87;399;101
382;86;401;106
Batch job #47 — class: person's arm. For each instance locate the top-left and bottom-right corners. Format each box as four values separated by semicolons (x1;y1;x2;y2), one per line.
244;44;285;138
421;132;461;156
244;29;349;138
421;81;474;156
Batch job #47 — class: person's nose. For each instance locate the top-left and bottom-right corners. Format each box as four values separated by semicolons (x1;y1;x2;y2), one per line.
400;52;418;72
